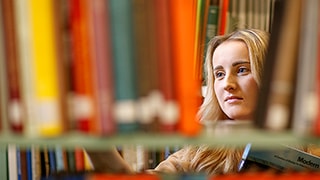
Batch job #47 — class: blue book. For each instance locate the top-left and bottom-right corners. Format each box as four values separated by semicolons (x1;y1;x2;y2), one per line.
26;148;32;180
238;143;320;172
48;148;56;174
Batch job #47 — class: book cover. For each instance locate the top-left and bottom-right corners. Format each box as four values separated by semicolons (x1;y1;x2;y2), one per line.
109;0;139;133
239;143;320;172
169;0;202;136
27;0;63;137
1;0;24;134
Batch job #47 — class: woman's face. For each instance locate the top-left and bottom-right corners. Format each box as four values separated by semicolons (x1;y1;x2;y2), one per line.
212;40;258;120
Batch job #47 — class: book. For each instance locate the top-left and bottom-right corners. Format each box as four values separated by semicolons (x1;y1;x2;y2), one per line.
88;0;116;136
291;0;319;136
26;148;32;180
12;0;34;137
69;0;98;134
52;0;71;135
48;147;56;175
169;0;202;136
0;0;7;133
203;0;219;84
26;0;63;137
1;0;24;133
217;0;229;35
132;0;159;132
0;146;8;180
8;144;18;180
74;147;84;172
254;0;302;131
238;143;320;172
153;0;179;133
109;0;139;133
314;1;320;137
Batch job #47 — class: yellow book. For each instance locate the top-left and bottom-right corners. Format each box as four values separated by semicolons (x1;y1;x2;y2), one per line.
28;0;62;137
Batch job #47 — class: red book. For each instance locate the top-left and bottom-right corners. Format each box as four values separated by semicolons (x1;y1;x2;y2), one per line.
1;0;24;133
74;147;84;172
217;0;229;35
153;0;178;133
88;0;116;136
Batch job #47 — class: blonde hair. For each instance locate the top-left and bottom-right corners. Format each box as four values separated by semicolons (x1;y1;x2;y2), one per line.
198;29;270;123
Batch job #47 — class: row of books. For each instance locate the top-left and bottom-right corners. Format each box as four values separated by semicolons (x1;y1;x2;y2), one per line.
4;144;93;180
0;0;204;137
254;0;320;137
1;144;182;180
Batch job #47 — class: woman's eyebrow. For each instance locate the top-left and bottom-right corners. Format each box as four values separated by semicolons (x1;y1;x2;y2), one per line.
213;65;223;71
232;61;250;66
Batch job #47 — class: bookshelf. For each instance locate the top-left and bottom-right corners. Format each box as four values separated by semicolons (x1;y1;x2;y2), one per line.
0;0;319;179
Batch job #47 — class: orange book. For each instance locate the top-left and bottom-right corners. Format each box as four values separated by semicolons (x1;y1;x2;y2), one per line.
169;0;202;136
69;0;98;133
74;147;84;172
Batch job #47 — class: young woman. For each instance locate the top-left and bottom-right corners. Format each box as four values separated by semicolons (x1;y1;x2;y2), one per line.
153;28;270;175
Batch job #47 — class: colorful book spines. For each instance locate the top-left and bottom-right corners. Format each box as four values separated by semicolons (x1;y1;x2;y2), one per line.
0;0;205;137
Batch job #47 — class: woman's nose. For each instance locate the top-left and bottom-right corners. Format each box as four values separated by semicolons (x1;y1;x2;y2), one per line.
223;74;237;91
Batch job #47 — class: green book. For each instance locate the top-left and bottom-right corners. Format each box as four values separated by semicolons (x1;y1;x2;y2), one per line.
109;0;139;133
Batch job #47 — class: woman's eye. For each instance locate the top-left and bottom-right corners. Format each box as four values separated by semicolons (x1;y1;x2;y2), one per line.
214;71;224;79
238;67;249;74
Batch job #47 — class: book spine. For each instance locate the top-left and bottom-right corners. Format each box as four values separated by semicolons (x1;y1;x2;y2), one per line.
0;0;7;133
48;148;56;175
1;0;24;133
8;144;18;180
292;0;319;136
109;0;139;133
69;0;97;134
169;0;202;136
154;0;178;133
28;0;63;137
26;148;32;180
89;0;116;136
